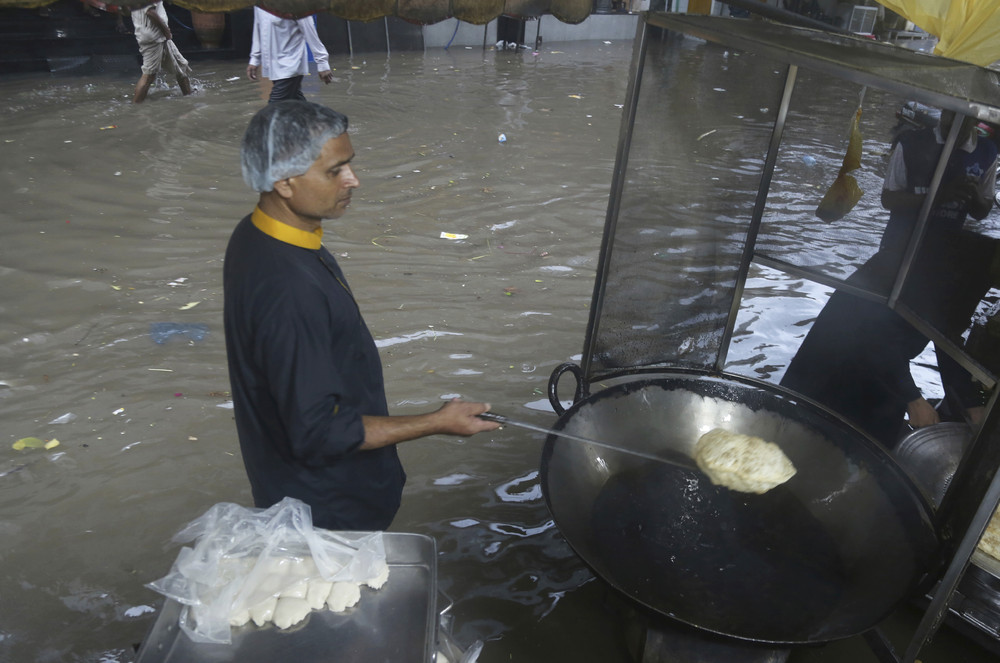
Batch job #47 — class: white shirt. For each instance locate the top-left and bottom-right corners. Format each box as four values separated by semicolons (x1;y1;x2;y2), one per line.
249;7;330;81
883;124;995;198
132;2;168;46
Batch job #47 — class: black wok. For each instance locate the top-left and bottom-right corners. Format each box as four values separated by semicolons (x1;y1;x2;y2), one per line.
540;372;940;644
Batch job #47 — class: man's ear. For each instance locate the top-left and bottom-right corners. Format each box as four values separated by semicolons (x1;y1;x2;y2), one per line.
272;177;295;200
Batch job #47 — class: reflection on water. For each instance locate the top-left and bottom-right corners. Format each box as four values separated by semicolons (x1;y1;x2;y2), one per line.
0;34;983;663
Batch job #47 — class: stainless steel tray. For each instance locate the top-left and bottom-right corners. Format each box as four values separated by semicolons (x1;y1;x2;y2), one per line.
135;532;437;663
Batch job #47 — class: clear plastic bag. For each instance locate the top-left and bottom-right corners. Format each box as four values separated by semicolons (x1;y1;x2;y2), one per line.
147;497;386;644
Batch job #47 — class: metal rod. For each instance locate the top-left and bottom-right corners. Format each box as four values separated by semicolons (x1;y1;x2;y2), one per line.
888;114;963;307
478;412;697;469
716;63;798;371
581;15;649;381
752;254;890;305
892;303;997;390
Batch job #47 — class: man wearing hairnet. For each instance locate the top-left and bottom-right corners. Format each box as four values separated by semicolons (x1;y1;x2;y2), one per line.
247;7;333;103
224;101;500;531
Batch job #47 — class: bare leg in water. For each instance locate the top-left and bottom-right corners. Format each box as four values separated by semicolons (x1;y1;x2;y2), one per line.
133;72;154;103
133;73;191;103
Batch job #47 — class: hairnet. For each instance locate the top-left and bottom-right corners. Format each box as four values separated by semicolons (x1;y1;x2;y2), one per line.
241;101;349;193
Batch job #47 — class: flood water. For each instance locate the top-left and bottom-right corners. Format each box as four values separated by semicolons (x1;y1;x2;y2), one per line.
1;34;996;663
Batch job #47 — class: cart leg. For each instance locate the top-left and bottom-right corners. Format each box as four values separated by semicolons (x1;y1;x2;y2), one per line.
863;628;901;663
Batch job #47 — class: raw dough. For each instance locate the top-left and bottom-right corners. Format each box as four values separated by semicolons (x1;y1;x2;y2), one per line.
306;579;333;610
229;608;251;628
366;560;390;590
273;597;312;629
326;581;361;612
227;554;390;627
694;428;797;494
279;579;309;599
249;596;278;627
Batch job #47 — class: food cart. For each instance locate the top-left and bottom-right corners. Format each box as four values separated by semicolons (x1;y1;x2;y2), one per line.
540;11;1000;662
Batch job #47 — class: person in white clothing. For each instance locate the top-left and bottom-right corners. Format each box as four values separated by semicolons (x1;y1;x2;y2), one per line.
131;1;192;103
247;7;334;103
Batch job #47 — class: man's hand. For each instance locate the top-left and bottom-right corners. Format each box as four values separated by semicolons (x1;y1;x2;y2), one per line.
433;399;500;437
319;70;334;84
935;175;992;219
967;406;986;426
937;176;979;206
906;397;940;429
247;64;260;81
147;6;171;41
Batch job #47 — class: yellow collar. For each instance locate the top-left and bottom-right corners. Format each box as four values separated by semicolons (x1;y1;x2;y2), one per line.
251;206;323;250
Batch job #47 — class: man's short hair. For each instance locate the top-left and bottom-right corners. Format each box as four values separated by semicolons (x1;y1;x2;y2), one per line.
241;101;349;193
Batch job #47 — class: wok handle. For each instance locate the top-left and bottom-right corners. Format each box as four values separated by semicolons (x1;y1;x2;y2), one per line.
548;362;586;415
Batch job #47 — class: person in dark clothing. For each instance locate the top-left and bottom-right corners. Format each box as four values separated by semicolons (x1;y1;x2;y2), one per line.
880;110;997;425
781;110;997;446
224;101;499;530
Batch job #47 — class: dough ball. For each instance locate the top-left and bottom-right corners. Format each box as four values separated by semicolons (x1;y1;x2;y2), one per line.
289;556;319;579
249;596;278;627
694;428;796;494
273;597;312;630
251;556;292;599
229;608;251;628
326;581;361;613
279;579;309;599
306;579;333;610
365;560;390;590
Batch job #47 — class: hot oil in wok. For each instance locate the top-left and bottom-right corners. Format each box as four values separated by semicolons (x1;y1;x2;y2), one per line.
590;463;845;640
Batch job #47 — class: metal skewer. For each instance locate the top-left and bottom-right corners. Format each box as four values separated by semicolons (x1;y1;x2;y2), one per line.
478;411;698;470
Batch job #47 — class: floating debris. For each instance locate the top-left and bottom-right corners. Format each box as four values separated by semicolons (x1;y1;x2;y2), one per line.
13;437;60;451
150;322;209;344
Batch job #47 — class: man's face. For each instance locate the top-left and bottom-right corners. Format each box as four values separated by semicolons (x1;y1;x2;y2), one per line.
284;133;359;227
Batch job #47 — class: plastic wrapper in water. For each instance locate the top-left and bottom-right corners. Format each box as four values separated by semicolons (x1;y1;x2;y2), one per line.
150;322;210;344
816;107;864;223
146;497;386;644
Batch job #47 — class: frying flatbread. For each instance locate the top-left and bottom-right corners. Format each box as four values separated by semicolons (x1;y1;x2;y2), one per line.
694;428;797;494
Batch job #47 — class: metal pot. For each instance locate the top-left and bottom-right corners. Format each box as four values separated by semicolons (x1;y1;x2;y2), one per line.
540;371;940;644
893;422;973;509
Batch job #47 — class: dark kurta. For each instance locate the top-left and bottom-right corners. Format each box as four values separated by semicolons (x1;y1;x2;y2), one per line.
223;210;405;530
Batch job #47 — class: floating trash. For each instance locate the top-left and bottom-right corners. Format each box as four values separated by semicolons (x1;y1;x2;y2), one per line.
13;437;60;451
150;322;209;344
